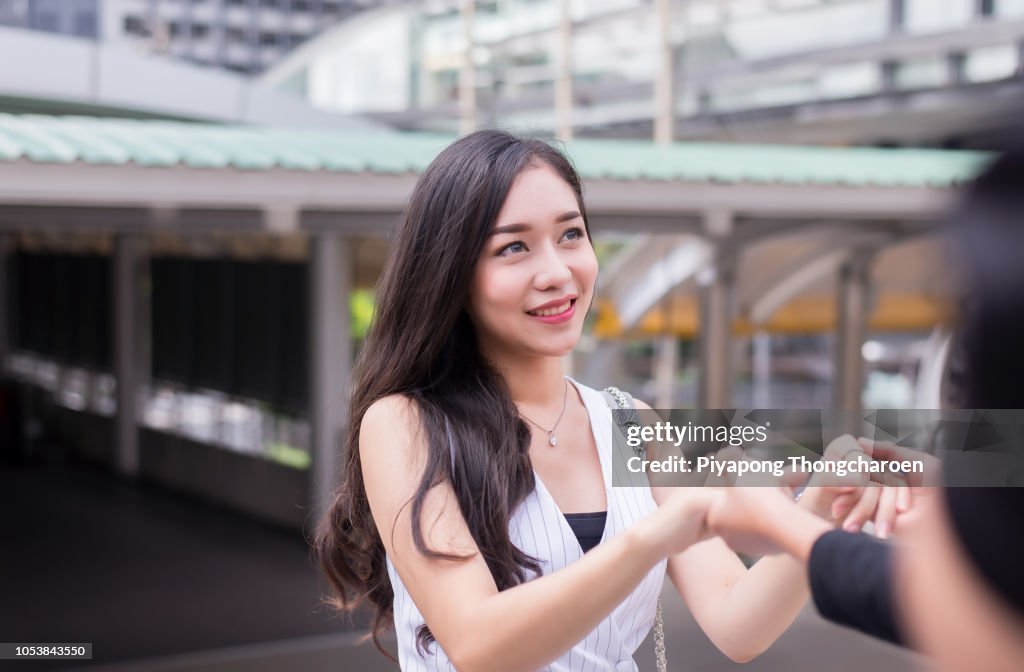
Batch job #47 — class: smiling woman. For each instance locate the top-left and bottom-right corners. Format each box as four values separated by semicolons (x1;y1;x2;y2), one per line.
469;162;597;364
314;130;893;672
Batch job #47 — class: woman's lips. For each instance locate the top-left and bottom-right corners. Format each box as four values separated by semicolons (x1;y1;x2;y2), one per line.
527;299;576;324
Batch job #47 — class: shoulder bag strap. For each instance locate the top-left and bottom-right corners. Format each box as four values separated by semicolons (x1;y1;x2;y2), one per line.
603;387;668;672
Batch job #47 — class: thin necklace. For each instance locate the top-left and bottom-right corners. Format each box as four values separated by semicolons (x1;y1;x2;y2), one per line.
519;379;569;447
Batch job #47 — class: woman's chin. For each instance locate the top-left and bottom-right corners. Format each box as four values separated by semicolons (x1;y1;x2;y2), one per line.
534;336;581;359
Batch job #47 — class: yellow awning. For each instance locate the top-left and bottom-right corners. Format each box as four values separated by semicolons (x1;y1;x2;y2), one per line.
591;293;956;339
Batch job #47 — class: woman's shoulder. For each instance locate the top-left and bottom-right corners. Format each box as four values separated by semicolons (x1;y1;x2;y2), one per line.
360;394;427;468
363;393;419;429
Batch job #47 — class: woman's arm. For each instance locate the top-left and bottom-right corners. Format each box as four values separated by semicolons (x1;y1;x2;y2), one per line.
361;395;717;672
634;400;887;662
654;484;835;662
708;486;905;645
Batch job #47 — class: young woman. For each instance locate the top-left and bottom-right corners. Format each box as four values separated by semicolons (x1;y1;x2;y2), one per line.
315;130;894;671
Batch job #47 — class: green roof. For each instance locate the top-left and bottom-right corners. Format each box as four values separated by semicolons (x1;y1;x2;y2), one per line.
0;113;992;188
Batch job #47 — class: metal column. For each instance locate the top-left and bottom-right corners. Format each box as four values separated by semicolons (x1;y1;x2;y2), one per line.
459;0;477;135
555;0;573;141
654;335;677;409
698;258;735;409
698;212;735;409
753;332;772;408
309;233;353;530
653;0;674;145
114;235;145;477
834;252;873;414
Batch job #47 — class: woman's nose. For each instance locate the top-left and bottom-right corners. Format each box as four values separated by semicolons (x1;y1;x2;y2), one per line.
533;247;573;290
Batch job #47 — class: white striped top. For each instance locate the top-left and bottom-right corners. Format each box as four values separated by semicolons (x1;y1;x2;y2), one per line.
385;377;666;671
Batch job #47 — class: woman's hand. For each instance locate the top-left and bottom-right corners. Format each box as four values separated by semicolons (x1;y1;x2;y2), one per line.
646;487;722;556
835;438;943;535
706;486;798;556
796;434;912;538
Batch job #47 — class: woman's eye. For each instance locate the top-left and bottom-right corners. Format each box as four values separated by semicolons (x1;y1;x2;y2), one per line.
562;226;586;242
498;241;527;256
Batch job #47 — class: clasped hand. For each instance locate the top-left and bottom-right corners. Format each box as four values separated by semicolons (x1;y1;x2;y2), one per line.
663;435;933;558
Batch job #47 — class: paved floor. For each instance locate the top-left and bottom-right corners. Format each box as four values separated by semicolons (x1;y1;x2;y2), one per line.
2;459;923;672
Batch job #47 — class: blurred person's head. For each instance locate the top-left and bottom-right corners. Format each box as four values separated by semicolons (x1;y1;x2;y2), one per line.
954;146;1024;408
898;142;1024;671
314;130;595;656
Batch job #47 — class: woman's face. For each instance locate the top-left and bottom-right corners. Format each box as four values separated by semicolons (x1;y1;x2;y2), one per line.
468;161;598;363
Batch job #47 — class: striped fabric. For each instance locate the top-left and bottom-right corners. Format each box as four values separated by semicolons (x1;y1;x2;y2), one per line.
385;378;666;671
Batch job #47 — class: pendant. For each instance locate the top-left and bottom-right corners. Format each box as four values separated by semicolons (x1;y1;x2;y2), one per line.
549;434;558;447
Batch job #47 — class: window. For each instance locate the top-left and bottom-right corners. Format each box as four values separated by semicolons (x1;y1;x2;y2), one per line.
124;15;148;36
73;11;97;37
34;10;57;31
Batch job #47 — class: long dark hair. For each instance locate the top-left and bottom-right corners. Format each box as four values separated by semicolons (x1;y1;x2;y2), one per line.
314;130;592;658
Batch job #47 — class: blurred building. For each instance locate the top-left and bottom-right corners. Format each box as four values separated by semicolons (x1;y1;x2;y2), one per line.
262;0;1024;147
0;0;394;75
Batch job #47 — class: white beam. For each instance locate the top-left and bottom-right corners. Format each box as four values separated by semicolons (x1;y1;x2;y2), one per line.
0;161;956;225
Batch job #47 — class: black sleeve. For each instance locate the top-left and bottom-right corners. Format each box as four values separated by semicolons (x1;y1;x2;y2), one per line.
807;529;905;646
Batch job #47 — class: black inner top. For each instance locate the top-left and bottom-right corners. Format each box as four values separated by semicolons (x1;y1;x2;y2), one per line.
563;511;608;553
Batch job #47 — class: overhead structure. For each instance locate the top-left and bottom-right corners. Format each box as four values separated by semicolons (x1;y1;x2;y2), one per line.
0;115;991;525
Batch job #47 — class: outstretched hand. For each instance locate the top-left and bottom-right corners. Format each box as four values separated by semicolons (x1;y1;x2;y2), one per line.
829;437;941;535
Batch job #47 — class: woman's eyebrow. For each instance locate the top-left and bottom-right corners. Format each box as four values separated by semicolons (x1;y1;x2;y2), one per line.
490;211;581;236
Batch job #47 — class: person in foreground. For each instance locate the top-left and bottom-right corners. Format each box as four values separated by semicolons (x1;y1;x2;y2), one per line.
708;144;1024;671
314;130;898;672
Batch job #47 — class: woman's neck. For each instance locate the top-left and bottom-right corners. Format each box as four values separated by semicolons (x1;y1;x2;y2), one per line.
490;353;569;409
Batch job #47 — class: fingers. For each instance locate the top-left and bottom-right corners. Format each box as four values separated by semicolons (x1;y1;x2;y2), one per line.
831;491;857;521
856;437;942;487
841;484;881;533
896;484;911;513
873;485;899;539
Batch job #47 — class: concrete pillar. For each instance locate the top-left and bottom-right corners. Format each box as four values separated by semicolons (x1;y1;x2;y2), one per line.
880;60;899;93
698;212;734;409
753;332;771;408
889;0;906;34
948;51;967;86
654;0;674;145
697;256;735;409
555;0;573;141
654;335;677;409
883;0;904;90
308;233;353;529
459;0;477;135
114;235;146;478
834;252;873;414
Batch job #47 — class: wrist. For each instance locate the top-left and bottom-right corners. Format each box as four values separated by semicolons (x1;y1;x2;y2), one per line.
627;510;673;562
777;509;834;562
797;487;839;524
